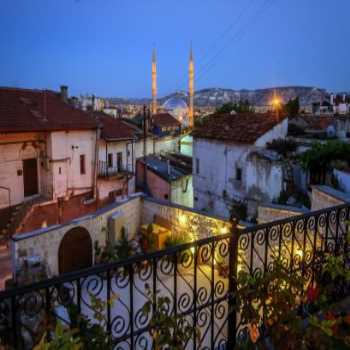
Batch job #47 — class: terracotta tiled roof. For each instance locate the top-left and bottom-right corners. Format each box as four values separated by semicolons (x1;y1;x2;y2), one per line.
192;112;286;144
94;112;139;140
152;113;181;128
0;87;98;132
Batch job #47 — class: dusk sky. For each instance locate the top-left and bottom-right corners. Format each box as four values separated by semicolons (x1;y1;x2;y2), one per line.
1;0;349;98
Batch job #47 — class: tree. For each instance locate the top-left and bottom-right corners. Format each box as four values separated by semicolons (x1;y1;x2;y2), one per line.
284;97;300;116
266;138;297;158
216;100;254;114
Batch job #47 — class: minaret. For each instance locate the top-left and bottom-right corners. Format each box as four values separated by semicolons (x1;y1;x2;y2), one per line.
151;48;157;115
188;45;194;128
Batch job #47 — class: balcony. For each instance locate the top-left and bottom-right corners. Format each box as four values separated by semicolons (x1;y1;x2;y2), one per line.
0;203;349;349
98;160;132;180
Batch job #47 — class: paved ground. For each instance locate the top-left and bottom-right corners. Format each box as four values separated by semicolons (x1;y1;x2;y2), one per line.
54;264;229;349
0;244;12;290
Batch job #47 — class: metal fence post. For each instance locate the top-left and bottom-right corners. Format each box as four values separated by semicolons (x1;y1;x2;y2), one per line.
228;217;238;349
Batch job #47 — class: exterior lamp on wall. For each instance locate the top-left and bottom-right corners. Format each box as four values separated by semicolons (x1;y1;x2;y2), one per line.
178;214;187;226
220;226;229;235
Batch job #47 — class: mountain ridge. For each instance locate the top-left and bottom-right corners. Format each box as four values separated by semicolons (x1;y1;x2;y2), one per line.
108;86;331;107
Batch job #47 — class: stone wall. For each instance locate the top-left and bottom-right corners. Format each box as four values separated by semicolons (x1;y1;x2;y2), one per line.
311;186;350;211
11;194;143;277
258;204;307;224
11;194;231;278
142;198;231;241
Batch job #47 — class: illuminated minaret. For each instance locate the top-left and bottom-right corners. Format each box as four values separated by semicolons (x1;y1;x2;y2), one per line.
188;45;194;128
151;48;157;115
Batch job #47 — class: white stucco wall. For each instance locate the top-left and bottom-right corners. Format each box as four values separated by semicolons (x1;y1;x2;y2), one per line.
0;132;48;209
334;169;350;193
50;130;96;199
246;156;284;203
134;138;155;160
133;135;180;161
98;139;133;172
171;175;193;208
154;136;179;154
193;138;250;217
193;119;288;218
180;135;193;157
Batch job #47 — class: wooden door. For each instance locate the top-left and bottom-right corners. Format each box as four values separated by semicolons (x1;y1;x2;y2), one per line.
23;158;38;197
58;227;92;274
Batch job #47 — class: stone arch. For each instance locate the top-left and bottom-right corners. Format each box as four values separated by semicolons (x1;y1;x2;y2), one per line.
19;142;39;160
58;226;92;274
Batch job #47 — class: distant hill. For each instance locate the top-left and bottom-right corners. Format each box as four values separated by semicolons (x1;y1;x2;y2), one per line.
108;86;330;107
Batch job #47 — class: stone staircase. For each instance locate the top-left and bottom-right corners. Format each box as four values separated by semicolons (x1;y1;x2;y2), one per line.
0;197;45;243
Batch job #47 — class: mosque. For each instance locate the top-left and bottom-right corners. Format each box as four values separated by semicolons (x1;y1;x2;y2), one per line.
151;47;194;128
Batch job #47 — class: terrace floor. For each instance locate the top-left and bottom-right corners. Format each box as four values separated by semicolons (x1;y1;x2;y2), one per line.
55;263;229;349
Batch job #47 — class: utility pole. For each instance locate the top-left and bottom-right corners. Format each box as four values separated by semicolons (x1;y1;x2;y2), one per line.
143;105;148;192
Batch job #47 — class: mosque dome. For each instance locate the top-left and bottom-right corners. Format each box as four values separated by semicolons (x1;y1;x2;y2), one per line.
162;96;189;126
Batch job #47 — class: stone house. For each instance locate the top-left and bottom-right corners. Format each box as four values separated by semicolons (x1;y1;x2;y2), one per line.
94;112;138;204
127;112;181;157
192;112;289;219
95;112;183;204
0;87;99;236
136;154;193;208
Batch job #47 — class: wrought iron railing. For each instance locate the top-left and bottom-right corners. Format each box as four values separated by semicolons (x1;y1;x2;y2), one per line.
0;203;349;349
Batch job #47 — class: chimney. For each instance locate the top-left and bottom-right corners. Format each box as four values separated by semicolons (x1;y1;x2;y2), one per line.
92;95;96;111
343;94;346;103
60;85;68;103
43;90;47;115
330;93;335;105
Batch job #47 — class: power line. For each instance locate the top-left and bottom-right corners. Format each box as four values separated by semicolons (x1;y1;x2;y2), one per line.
195;0;276;87
195;0;258;79
173;0;257;92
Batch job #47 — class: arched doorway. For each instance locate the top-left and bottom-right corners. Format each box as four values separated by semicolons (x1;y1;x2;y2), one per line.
58;227;92;274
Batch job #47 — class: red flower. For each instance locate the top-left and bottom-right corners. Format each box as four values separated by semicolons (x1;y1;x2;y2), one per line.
325;311;338;335
306;283;319;303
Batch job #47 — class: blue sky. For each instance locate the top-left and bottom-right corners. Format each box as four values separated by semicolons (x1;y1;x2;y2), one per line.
0;0;349;97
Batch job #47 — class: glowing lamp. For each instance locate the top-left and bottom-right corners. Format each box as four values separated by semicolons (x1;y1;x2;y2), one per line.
272;97;281;108
179;214;187;226
220;226;229;234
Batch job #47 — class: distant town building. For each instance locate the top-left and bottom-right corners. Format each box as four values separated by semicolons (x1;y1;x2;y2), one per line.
79;94;105;111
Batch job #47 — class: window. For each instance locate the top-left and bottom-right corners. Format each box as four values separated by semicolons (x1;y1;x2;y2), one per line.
236;167;242;181
108;153;113;168
117;152;123;171
164;194;169;200
196;158;200;175
80;154;86;175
